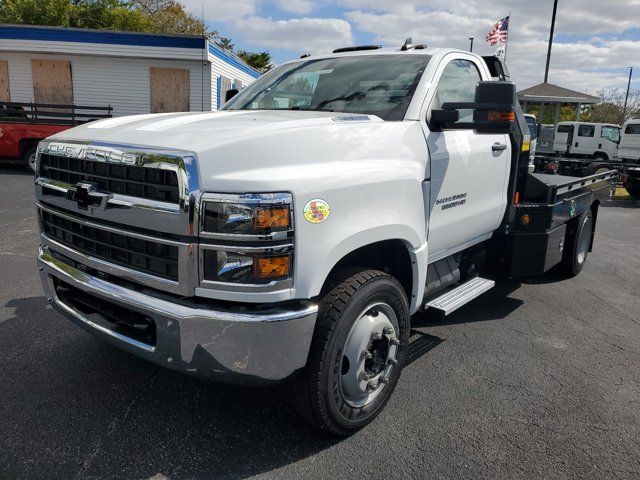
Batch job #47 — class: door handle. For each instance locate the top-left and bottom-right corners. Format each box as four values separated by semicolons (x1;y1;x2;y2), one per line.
492;142;507;151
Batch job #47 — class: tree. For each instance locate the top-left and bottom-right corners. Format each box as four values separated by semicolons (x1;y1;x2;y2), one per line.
0;0;271;71
582;88;640;124
237;50;272;72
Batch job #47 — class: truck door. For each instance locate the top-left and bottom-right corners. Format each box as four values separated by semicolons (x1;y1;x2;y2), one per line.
600;125;620;159
423;57;511;261
574;124;595;155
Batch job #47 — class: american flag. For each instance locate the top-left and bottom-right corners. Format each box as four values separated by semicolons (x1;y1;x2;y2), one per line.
486;16;509;46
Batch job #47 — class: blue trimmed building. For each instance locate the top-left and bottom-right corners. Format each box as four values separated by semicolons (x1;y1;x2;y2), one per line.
0;25;260;115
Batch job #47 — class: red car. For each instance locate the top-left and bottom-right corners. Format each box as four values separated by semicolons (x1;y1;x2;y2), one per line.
0;102;112;171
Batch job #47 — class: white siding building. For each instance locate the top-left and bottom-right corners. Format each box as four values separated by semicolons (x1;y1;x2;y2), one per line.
0;25;260;116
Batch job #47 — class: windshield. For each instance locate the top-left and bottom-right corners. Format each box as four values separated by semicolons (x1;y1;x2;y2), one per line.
525;116;538;140
223;54;431;121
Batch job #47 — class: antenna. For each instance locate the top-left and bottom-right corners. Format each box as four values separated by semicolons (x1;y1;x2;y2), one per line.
401;38;426;51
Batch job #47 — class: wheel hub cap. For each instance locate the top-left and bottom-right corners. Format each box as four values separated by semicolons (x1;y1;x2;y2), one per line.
340;302;399;408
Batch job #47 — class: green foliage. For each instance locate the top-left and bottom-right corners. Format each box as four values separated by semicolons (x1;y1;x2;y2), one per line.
0;0;271;71
237;50;272;72
524;104;578;124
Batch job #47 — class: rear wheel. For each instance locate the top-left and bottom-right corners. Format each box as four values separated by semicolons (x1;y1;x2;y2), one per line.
625;179;640;199
292;269;410;436
584;161;609;176
24;147;37;173
561;209;593;276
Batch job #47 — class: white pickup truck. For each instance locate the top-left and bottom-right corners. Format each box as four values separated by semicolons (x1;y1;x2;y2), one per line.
35;45;616;435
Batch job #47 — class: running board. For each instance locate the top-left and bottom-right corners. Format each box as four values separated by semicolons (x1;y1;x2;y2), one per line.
425;277;495;315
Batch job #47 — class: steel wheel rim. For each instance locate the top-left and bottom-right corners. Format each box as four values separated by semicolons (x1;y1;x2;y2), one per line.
577;215;592;264
28;152;37;172
339;302;400;408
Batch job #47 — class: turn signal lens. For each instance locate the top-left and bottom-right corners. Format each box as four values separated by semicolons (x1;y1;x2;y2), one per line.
488;111;515;122
520;214;531;226
254;255;291;279
253;207;290;231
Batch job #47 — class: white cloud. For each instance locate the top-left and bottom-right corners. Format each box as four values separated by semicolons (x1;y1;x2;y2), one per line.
275;0;315;15
343;1;640;92
181;0;257;22
233;16;353;54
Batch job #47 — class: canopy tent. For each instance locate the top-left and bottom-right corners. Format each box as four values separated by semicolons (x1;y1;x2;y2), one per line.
517;82;600;123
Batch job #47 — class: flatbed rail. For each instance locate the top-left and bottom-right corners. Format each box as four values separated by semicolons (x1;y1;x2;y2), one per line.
545;170;618;201
0;101;112;126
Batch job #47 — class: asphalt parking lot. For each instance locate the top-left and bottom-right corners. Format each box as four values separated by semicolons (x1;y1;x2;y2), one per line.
1;165;639;480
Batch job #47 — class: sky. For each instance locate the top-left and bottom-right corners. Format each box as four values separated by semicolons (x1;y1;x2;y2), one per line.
184;0;640;94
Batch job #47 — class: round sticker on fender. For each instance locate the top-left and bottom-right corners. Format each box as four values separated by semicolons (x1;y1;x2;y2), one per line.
303;199;330;224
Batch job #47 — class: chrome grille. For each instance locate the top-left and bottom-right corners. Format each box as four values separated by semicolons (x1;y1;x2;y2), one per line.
39;153;180;203
42;209;179;281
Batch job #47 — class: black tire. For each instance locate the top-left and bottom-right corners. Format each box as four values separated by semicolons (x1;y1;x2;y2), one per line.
560;209;593;277
625;179;640;199
584;162;609;176
292;269;410;436
23;147;37;173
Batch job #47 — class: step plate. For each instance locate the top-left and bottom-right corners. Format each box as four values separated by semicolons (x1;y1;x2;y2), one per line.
426;277;495;316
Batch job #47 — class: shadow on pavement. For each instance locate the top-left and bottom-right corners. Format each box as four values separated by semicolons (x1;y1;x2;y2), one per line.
1;296;341;480
0;160;31;175
601;198;640;208
0;280;516;479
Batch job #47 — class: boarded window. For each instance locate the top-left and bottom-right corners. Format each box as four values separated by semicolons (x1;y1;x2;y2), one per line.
0;61;9;101
31;59;73;104
150;67;190;113
219;75;233;107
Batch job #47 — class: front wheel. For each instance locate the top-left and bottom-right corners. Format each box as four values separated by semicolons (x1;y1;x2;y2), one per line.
24;147;37;173
561;209;593;276
292;269;410;436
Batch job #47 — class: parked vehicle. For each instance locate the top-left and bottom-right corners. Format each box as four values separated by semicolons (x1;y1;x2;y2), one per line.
552;121;620;161
619;119;640;162
536;124;555;155
0;101;112;171
524;113;537;172
34;47;617;435
618;120;640;198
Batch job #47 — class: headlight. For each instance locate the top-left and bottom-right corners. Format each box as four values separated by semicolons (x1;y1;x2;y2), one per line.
199;193;294;288
202;249;292;284
202;193;293;235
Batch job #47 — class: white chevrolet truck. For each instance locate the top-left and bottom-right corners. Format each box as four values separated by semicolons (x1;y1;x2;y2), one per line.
35;44;616;435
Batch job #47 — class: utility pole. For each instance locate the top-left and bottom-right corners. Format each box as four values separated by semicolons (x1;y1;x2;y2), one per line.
544;0;559;83
622;67;633;122
469;37;474;52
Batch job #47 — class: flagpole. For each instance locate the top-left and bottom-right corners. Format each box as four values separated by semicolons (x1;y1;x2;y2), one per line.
504;12;511;62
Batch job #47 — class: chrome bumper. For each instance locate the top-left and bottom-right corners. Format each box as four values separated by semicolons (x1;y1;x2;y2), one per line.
38;247;318;385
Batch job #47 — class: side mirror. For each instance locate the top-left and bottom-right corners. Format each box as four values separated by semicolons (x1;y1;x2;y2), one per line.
435;81;517;134
472;81;517;134
429;109;459;131
224;88;239;103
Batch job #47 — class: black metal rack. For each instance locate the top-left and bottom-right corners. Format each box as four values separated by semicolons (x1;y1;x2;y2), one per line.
0;101;112;125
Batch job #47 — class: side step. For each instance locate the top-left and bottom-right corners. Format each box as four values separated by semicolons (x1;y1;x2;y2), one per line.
425;277;495;315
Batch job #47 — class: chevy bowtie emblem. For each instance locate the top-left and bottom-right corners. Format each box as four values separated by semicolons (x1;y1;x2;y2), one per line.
68;182;111;210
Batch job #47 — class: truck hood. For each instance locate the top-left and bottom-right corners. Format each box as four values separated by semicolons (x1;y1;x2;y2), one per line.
50;110;380;151
48;110;426;193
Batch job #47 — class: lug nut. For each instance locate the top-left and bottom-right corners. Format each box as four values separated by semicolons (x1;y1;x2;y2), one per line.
361;350;372;360
366;381;378;392
358;371;370;381
383;326;393;335
371;332;382;340
390;338;400;346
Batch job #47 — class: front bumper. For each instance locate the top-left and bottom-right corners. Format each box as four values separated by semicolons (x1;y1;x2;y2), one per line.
38;247;318;385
